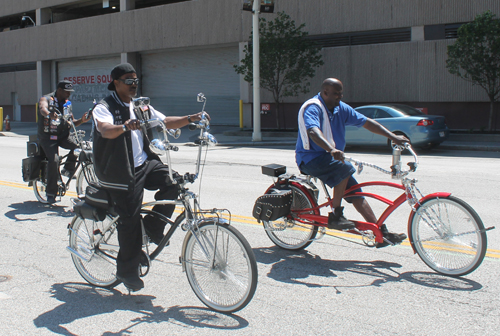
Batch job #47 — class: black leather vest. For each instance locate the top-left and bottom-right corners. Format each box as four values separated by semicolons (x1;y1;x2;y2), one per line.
92;92;159;193
37;91;70;140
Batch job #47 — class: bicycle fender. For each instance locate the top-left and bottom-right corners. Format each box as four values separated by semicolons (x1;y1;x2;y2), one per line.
407;192;452;253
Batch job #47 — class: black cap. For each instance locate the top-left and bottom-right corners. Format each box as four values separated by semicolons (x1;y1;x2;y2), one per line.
57;80;74;92
108;63;137;91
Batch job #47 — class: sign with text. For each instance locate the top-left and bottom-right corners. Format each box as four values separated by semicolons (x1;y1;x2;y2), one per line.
57;57;120;117
243;0;275;13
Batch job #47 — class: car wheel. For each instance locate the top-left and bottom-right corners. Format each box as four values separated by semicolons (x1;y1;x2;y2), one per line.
420;142;440;150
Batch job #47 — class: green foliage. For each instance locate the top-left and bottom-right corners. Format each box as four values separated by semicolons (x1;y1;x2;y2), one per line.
446;10;500;130
234;11;324;126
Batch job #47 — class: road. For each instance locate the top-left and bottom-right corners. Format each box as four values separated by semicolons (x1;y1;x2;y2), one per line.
1;134;499;335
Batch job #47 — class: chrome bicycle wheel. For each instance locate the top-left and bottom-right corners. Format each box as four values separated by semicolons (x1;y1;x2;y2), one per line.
264;185;318;250
182;221;258;313
409;196;487;276
68;214;121;287
76;163;97;196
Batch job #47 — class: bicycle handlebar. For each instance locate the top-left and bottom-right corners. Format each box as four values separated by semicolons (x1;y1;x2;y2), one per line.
138;94;216;186
345;143;418;179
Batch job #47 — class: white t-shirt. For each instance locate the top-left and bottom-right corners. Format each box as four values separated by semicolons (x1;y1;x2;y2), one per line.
93;99;167;168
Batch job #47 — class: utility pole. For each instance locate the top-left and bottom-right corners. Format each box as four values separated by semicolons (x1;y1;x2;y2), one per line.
252;0;262;141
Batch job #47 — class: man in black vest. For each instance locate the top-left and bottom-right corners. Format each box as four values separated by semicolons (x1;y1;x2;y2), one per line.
92;63;206;291
37;80;91;204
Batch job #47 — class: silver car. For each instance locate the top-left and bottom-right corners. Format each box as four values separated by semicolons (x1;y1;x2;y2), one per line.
346;104;450;149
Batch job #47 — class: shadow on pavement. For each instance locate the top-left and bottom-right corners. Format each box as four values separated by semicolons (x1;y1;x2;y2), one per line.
5;201;73;222
33;283;249;335
253;246;483;293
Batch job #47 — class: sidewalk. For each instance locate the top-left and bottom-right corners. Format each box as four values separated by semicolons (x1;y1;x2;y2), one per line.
1;121;499;151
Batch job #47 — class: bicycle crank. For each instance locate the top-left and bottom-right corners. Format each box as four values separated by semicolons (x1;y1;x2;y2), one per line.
355;229;376;247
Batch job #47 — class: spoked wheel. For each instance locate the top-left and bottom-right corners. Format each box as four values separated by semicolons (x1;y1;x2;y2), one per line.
263;184;319;250
76;163;97;197
409;196;487;276
182;221;258;313
68;214;121;287
33;178;48;203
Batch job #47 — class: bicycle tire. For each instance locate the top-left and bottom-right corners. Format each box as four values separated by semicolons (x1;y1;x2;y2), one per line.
182;221;258;313
33;178;48;203
68;214;121;288
409;195;487;276
263;184;319;250
76;163;97;196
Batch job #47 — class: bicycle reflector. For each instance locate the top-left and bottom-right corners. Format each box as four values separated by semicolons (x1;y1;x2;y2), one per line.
416;119;434;126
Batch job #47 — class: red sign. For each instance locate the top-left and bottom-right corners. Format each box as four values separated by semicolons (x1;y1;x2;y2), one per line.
261;104;271;111
415;107;428;115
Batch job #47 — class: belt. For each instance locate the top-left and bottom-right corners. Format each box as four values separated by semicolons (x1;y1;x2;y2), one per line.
134;159;148;172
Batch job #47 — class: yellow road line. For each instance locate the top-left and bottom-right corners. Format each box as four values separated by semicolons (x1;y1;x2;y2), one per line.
2;179;499;259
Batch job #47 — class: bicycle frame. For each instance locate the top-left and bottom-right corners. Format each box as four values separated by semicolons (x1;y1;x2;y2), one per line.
266;144;451;247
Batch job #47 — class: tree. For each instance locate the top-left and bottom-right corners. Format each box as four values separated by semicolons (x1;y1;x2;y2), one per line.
446;10;500;131
234;11;324;129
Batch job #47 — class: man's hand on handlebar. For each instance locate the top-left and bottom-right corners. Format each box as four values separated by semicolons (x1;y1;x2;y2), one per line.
189;111;211;122
329;148;346;163
123;119;142;131
391;134;410;146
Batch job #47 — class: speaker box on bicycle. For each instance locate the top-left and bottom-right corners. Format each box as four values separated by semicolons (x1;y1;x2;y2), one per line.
253;188;293;222
27;135;45;157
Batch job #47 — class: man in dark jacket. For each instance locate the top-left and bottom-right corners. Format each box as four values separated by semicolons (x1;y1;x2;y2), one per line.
92;63;206;291
37;80;91;204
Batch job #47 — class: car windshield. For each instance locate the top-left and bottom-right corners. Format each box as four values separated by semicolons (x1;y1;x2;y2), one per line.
386;104;425;116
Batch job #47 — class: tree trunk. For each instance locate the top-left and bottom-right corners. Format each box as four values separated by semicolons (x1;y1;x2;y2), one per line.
489;99;494;131
275;102;281;129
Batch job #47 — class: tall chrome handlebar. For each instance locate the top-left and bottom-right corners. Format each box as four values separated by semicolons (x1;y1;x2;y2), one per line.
346;143;418;179
139;93;216;186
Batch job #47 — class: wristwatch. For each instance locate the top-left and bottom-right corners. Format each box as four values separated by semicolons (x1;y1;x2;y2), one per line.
187;115;192;123
122;124;127;132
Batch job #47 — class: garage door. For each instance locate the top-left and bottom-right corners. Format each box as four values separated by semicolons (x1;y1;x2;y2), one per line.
141;47;240;125
57;56;120;118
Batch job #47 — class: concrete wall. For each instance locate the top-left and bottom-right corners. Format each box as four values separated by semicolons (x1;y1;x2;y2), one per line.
0;70;37;105
0;0;244;65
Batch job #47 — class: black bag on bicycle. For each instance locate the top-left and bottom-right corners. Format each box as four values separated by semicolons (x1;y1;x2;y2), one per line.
22;156;43;182
252;188;293;222
85;182;112;210
73;182;112;221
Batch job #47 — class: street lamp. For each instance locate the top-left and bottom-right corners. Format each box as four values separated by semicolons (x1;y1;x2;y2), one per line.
243;0;275;142
20;16;36;28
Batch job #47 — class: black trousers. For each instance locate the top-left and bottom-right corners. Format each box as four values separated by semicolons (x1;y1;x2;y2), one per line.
109;158;178;277
39;135;78;196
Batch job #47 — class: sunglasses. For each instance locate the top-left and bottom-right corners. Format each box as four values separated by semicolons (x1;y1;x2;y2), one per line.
117;78;139;85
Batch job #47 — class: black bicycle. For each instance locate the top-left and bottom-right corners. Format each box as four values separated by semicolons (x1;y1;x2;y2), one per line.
25;105;96;203
67;94;258;313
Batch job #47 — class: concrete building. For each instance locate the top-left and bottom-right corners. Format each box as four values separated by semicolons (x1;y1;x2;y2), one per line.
0;0;499;130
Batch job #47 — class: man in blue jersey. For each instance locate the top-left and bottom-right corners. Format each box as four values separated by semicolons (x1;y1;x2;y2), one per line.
296;78;407;247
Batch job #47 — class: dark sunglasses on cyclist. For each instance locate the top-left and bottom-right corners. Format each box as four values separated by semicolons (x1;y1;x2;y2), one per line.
117;78;139;85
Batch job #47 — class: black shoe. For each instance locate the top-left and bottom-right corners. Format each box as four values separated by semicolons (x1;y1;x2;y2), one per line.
144;227;164;245
116;273;144;292
46;195;57;204
328;207;356;230
376;232;407;248
143;213;167;245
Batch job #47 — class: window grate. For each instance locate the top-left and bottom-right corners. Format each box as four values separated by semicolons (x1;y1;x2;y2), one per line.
309;28;411;48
